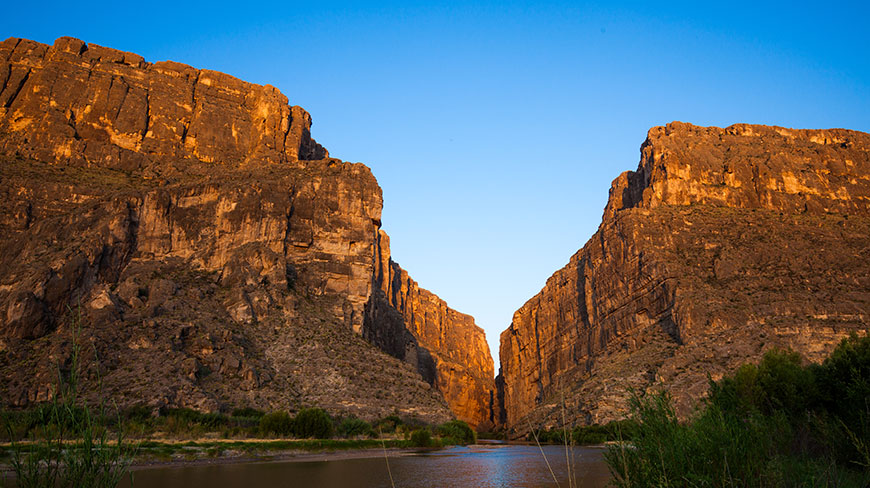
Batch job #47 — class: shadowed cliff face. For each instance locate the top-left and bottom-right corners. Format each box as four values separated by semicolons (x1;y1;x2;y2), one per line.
499;122;870;434
364;230;496;429
0;37;493;425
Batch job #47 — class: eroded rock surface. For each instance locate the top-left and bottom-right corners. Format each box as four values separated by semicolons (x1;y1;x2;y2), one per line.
0;37;491;425
499;122;870;434
365;231;495;429
0;37;326;171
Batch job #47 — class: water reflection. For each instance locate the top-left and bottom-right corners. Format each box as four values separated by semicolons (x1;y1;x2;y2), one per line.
121;444;611;488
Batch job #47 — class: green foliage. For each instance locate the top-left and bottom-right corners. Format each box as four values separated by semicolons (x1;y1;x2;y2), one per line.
231;407;265;419
122;405;152;423
158;407;229;429
528;419;634;446
292;408;333;439
435;420;476;445
258;411;293;437
572;422;632;445
606;391;782;487
709;348;816;417
337;416;372;438
606;335;870;487
409;428;432;447
373;414;403;434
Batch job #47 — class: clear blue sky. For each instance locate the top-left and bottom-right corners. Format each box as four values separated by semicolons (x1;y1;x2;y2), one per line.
5;1;869;369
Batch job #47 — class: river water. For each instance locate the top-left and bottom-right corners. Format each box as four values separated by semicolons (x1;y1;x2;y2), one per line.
120;444;612;488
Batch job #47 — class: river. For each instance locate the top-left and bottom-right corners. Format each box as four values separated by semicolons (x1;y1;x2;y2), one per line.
120;443;612;487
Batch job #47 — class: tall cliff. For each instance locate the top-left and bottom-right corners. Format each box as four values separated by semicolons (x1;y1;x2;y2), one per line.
499;122;870;433
365;230;495;429
0;36;493;425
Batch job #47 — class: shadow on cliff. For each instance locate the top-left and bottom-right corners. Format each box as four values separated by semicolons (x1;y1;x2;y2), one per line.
362;289;437;385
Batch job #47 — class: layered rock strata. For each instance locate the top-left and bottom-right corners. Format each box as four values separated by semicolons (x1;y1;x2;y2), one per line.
0;37;326;171
0;37;493;425
365;230;495;429
499;122;870;434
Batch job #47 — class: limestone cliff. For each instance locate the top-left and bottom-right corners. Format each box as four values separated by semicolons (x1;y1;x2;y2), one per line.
365;230;495;429
499;122;870;434
0;37;326;170
0;36;492;425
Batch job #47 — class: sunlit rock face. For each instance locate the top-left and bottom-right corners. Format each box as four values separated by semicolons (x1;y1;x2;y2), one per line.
498;122;870;435
0;37;492;425
0;37;326;169
365;230;496;430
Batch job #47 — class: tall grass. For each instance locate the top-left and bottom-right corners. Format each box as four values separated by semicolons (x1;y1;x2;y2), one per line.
605;334;870;488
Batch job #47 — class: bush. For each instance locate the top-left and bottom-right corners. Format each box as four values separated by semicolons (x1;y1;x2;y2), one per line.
816;333;870;423
606;335;870;487
571;424;610;445
605;391;777;487
293;408;333;439
435;420;476;445
709;348;815;417
232;407;265;419
410;428;432;447
259;411;293;437
158;407;229;431
199;412;230;429
373;414;403;434
122;405;153;423
338;416;372;438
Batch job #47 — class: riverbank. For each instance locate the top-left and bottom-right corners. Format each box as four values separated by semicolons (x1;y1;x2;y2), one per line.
127;444;431;470
0;437;429;471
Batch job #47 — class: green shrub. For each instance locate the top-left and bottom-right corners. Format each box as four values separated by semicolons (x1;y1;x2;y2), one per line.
199;412;230;429
337;416;372;438
122;405;153;423
816;333;870;422
606;391;776;487
410;428;432;447
709;348;815;418
157;407;229;431
571;424;610;445
435;420;476;445
159;407;200;423
373;414;403;434
259;411;293;437
815;333;870;468
606;335;870;487
292;408;333;439
232;407;265;419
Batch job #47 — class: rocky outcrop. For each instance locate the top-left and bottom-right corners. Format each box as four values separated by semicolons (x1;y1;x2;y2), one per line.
364;230;495;429
0;37;326;171
499;122;870;434
0;37;491;425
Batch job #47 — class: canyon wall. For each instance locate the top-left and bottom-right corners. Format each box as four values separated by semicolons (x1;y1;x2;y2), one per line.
365;230;495;429
0;37;492;426
499;122;870;433
0;37;326;170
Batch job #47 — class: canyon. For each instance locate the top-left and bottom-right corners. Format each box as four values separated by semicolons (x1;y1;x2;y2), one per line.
2;36;869;437
498;122;870;433
0;36;493;428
